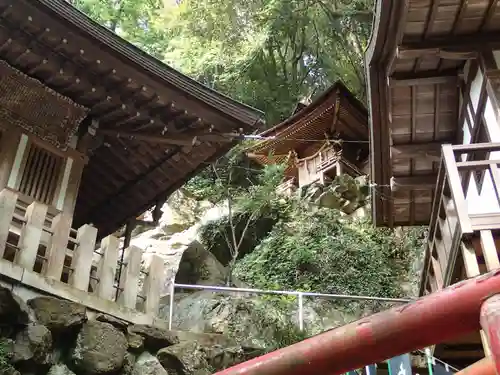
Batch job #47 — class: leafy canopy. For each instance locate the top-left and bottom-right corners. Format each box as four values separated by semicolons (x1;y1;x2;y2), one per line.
71;0;374;124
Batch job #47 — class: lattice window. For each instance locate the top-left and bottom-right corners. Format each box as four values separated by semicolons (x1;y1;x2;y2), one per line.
17;142;63;205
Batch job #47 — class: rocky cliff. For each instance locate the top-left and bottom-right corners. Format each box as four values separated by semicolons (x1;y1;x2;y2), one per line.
114;174;424;349
0;287;262;375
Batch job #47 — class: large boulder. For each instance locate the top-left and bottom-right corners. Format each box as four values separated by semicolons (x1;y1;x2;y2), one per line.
71;321;128;374
27;297;86;333
174;240;227;286
127;332;144;352
47;364;76;375
157;342;209;375
95;314;129;333
132;352;168;375
300;175;369;214
0;287;29;327
203;345;264;371
127;325;179;352
159;291;303;349
160;292;364;348
12;324;52;365
127;195;232;299
122;353;136;375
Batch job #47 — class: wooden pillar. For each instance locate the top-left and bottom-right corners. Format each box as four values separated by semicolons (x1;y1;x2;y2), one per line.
336;160;343;176
69;224;98;291
45;213;71;279
15;201;48;271
0;189;18;258
143;254;164;314
45;157;84;280
480;230;500;271
97;235;120;300
0;130;23;190
117;245;143;309
54;157;84;215
461;240;492;356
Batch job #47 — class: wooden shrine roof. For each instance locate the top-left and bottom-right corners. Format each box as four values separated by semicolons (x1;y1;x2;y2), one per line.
366;0;500;227
247;82;368;168
1;0;264;236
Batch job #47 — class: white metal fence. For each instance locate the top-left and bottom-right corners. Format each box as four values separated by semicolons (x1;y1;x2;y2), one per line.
166;282;461;372
166;281;412;331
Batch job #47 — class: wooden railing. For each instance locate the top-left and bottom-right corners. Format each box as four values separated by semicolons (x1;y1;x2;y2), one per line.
276;178;297;196
0;188;164;315
421;143;500;295
316;147;339;172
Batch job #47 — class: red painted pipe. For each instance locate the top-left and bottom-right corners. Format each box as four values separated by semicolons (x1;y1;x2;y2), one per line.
214;270;500;375
481;294;500;375
456;358;496;375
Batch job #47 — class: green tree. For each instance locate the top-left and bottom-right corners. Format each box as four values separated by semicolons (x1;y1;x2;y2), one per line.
201;158;287;285
162;0;373;123
70;0;169;58
71;0;374;125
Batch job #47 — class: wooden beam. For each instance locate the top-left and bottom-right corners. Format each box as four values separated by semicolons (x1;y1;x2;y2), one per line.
402;32;500;51
396;47;477;61
77;118;99;155
391;142;442;161
389;72;458;87
479;230;500;271
98;129;231;147
481;0;498;32
390;175;437;191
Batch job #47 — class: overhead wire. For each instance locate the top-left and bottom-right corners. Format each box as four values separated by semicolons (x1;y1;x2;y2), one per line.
102;133;429;206
199;160;426;205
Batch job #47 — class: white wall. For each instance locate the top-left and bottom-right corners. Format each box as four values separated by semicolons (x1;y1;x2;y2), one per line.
463;59;500;214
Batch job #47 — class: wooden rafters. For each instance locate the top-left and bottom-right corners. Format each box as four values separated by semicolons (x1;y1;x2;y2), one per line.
391;142;443;162
390;175;437;191
365;0;500;227
8;0;263;128
481;0;498;31
451;0;469;37
402;32;500;52
0;0;264;237
97;129;234;147
412;0;441;73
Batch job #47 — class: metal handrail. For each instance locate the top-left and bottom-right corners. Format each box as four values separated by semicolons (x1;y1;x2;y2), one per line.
167;288;460;372
167;281;413;330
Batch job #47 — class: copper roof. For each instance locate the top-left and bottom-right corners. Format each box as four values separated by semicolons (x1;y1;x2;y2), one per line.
248;82;368;169
366;0;500;227
3;0;264;236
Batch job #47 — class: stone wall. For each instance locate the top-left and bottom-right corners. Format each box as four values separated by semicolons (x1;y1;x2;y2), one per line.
0;287;262;375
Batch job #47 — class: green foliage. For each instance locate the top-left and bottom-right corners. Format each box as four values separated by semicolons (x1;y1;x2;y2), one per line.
234;207;424;307
223;296;308;350
198;162;290;265
69;0;426;340
250;298;308;349
162;0;373;123
184;143;262;203
0;338;12;374
70;0;169;58
71;0;374;125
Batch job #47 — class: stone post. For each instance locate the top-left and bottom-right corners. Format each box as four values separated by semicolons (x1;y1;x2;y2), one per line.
15;201;48;271
97;235;120;301
117;245;143;309
69;224;98;291
143;254;164;314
